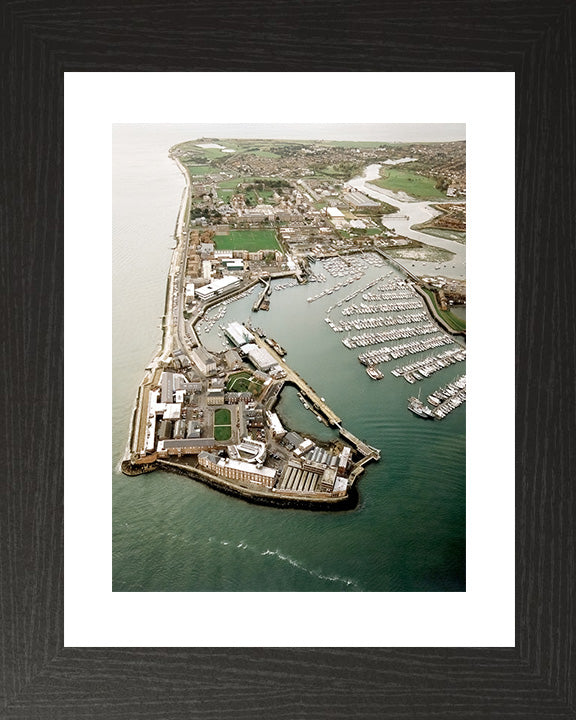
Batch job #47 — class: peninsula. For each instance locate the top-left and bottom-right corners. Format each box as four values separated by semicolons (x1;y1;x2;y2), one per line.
121;138;466;508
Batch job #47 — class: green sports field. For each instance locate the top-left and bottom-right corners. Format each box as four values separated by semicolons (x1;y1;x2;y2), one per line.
214;408;232;441
214;229;281;252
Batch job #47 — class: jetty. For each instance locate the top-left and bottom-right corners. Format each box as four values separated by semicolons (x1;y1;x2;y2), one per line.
252;276;271;312
251;335;341;426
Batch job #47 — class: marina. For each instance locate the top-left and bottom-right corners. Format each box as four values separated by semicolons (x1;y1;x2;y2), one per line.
407;377;466;420
342;322;439;348
427;375;466;406
358;334;455;365
391;348;466;382
342;300;422;314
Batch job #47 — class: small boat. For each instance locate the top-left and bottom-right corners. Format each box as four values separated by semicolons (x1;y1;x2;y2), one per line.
407;392;434;419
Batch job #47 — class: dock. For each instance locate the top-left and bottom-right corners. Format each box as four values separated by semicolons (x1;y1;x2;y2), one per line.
252;277;271;312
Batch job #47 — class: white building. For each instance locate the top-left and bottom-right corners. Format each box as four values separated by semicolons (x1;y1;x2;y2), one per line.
266;411;286;438
198;452;277;488
190;346;217;375
241;343;277;372
224;321;254;347
195;275;241;301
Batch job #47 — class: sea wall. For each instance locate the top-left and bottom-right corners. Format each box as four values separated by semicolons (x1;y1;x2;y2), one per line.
156;459;358;511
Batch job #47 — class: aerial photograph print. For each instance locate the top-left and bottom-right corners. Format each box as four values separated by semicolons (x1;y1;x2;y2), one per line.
113;123;466;592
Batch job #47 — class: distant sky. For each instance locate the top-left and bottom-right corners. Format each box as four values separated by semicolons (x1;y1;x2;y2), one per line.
114;123;466;146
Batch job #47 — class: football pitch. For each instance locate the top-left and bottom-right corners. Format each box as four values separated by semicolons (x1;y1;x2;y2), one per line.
214;229;281;252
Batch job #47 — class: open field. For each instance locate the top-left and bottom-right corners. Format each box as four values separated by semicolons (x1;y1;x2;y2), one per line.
215;229;280;252
217;177;268;202
369;167;447;200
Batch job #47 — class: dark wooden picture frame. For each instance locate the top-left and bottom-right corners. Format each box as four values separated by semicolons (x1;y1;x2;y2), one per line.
2;2;574;717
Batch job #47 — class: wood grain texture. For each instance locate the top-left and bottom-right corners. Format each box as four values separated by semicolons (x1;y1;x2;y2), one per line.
1;0;574;717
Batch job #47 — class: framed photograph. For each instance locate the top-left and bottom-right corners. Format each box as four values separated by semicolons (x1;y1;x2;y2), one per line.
3;4;574;718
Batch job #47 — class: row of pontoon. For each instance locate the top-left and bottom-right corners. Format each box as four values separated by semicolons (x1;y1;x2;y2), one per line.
427;375;466;405
326;311;428;333
343;322;439;348
391;348;467;383
358;333;454;365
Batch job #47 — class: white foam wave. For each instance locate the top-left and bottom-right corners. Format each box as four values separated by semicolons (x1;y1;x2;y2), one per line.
210;539;361;590
260;548;362;590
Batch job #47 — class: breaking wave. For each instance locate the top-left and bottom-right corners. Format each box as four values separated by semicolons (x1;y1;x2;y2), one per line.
209;537;362;590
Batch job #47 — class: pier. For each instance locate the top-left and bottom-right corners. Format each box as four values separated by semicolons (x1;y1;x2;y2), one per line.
336;424;381;463
251;335;342;426
252;276;271;311
251;335;380;467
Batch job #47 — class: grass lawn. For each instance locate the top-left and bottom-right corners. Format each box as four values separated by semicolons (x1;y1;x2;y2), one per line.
215;229;281;252
243;148;281;158
225;371;263;395
214;408;231;424
214;425;232;441
370;168;447;201
422;289;467;332
214;407;232;441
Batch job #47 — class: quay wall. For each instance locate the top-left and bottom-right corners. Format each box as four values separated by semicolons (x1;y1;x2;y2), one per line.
413;285;466;339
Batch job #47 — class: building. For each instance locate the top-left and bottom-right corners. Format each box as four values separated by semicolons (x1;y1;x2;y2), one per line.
206;388;225;405
195;275;241;301
344;190;380;209
224;321;255;347
294;438;315;457
163;403;182;420
158;420;173;441
198;452;277;488
199;242;215;255
190;346;217;375
156;438;217;456
228;438;267;464
337;446;352;476
202;260;212;280
241;343;277;372
186;421;201;439
320;466;338;492
224;349;243;369
160;372;174;403
221;259;244;272
266;411;286;438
